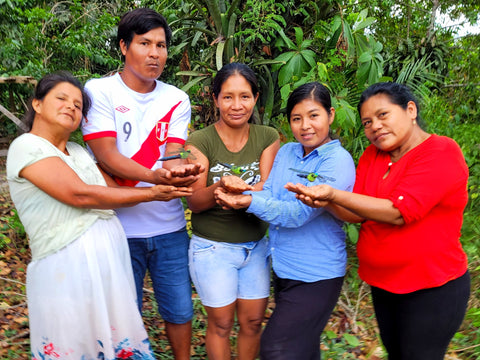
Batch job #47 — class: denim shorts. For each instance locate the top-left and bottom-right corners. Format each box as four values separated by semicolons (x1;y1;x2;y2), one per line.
188;235;271;308
128;227;193;324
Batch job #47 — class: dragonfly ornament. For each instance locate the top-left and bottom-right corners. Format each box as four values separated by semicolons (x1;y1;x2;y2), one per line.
220;162;246;175
289;168;336;183
158;148;196;161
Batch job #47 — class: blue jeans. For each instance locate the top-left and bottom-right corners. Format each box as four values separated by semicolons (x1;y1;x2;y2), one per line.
189;235;271;307
128;227;193;324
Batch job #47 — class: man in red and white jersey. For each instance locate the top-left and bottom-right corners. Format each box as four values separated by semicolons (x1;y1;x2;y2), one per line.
81;8;203;360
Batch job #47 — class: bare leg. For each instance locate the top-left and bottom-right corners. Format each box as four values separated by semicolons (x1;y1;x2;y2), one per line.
165;320;192;360
236;298;268;360
204;302;236;360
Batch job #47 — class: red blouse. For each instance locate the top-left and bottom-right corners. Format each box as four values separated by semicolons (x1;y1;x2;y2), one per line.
354;134;468;294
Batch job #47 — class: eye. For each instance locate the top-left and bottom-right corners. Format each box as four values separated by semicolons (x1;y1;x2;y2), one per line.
362;120;372;128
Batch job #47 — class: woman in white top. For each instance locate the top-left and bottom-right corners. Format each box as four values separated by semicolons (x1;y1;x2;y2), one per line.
7;71;196;360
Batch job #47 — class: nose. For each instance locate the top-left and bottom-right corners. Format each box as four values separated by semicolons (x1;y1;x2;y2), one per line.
371;118;382;131
232;97;242;109
300;119;311;130
148;44;160;58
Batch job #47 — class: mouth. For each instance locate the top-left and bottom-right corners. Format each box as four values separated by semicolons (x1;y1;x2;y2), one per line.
229;114;245;120
300;133;315;140
374;133;389;142
62;113;74;120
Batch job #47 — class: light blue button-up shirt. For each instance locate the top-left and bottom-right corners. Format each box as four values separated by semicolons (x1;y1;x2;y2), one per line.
247;140;356;282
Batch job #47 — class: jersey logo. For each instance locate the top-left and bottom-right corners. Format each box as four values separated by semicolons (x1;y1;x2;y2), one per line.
115;105;130;113
156;121;169;142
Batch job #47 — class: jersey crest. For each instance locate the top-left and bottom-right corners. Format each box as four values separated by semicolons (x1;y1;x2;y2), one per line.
156;121;169;142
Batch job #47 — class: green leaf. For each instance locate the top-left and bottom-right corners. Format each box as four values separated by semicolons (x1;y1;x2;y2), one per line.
216;40;225;70
325;330;337;340
294;27;304;47
343;333;360;347
180;75;209;93
280;84;291;108
358;51;372;63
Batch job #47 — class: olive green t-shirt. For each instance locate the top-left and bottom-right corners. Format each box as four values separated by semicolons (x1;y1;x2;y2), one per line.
186;124;279;243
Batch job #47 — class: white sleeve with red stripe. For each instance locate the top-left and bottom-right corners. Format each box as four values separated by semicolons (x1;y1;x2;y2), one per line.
82;76;118;141
165;89;191;145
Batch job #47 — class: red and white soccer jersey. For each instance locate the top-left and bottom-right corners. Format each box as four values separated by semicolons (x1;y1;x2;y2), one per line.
81;73;189;237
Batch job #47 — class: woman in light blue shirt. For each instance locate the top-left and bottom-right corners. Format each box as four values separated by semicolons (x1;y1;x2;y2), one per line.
215;82;356;359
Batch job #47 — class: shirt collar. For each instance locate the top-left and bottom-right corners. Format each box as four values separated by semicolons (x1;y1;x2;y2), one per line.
293;139;340;160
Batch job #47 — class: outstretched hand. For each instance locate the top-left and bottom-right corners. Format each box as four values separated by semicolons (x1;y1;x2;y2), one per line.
152;163;205;186
220;175;253;193
150;184;193;201
285;182;332;208
214;187;252;210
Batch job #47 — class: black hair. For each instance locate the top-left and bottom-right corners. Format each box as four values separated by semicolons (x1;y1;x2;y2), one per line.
358;82;421;122
24;71;91;131
117;8;172;49
212;62;259;99
286;82;332;121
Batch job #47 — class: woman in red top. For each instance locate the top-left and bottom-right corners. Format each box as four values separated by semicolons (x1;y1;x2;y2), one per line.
286;82;470;360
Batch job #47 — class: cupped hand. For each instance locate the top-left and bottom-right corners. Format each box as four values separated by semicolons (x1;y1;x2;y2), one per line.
285;182;333;208
151;184;193;201
170;163;205;177
285;183;334;201
214;187;252;210
152;165;202;187
220;175;253;193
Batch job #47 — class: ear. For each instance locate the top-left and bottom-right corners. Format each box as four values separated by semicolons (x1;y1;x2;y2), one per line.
32;98;42;114
213;95;219;108
254;92;259;104
406;100;417;120
119;39;127;56
328;107;335;125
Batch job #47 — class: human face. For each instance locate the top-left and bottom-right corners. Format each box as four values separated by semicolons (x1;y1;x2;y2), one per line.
290;98;334;155
120;27;168;92
360;93;417;154
32;82;83;134
214;74;259;128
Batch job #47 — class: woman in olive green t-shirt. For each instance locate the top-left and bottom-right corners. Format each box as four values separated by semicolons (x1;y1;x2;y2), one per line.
185;62;280;360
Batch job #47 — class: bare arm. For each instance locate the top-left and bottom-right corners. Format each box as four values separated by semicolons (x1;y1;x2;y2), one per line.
162;142;205;182
87;137;202;186
20;157;193;209
285;183;404;225
253;139;280;190
183;144;223;213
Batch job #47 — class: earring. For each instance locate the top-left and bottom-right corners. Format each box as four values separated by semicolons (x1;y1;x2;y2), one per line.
413;120;417;125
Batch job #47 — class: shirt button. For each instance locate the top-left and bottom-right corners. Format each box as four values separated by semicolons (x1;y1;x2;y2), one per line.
398;195;404;200
275;226;279;230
